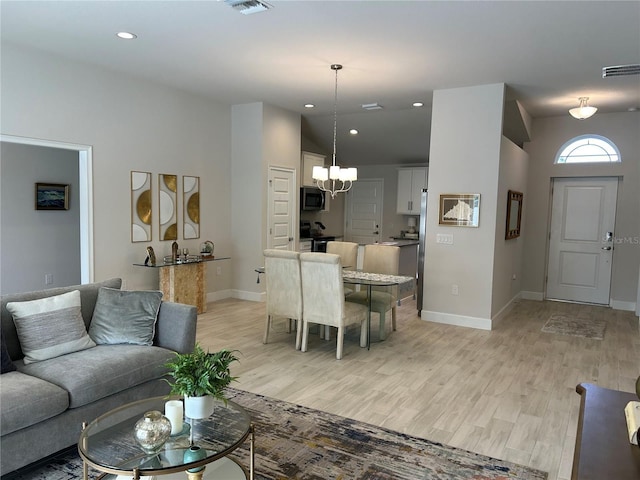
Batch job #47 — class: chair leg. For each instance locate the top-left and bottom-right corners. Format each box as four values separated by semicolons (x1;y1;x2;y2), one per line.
286;319;292;334
301;321;310;352
263;315;271;344
336;326;344;360
324;325;331;341
392;306;397;331
359;320;367;348
295;319;302;350
379;310;387;341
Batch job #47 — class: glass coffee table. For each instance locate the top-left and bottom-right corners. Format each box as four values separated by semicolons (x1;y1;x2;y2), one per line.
78;396;254;480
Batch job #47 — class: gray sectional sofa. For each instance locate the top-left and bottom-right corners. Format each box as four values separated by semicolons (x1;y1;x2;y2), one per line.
0;278;198;475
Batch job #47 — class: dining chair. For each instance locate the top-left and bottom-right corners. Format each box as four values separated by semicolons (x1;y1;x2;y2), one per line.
299;252;368;359
345;244;400;340
263;249;303;349
326;240;358;300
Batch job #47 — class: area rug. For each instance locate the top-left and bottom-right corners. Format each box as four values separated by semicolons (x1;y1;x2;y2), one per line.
5;388;547;480
541;313;606;340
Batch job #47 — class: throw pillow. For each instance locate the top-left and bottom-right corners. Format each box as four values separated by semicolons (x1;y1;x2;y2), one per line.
1;332;16;373
6;290;96;365
89;287;163;346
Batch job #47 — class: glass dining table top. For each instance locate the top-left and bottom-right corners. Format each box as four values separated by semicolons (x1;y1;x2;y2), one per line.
78;396;251;477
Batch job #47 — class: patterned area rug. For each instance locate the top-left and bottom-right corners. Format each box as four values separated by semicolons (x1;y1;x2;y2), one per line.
6;388;547;480
542;314;606;340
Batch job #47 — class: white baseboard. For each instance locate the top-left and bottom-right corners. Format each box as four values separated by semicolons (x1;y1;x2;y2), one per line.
230;289;265;302
421;310;492;330
521;291;544;301
610;299;637;312
492;293;521;327
205;289;234;303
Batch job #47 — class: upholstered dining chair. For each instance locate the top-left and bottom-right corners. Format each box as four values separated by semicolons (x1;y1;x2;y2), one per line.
345;244;400;340
326;240;358;298
299;252;368;359
263;249;303;350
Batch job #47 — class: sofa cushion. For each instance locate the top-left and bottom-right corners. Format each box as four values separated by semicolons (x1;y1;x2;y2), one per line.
89;288;163;346
18;344;174;408
1;332;16;373
6;290;96;364
0;370;69;435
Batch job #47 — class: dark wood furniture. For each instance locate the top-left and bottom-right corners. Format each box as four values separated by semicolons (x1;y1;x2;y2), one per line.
572;383;640;480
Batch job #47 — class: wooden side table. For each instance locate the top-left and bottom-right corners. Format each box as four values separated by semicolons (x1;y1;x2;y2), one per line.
571;383;640;480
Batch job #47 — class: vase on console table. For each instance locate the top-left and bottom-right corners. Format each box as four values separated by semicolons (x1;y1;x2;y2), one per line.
183;445;207;480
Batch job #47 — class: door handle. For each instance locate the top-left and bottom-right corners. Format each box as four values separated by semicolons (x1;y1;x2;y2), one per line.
601;246;612;251
373;231;379;235
289;237;294;242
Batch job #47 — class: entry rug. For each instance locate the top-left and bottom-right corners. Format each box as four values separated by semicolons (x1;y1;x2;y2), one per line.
6;388;547;480
541;313;606;340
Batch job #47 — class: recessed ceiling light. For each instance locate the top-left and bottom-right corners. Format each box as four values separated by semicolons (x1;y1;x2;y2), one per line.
349;129;359;135
412;102;424;107
116;32;137;40
304;104;315;108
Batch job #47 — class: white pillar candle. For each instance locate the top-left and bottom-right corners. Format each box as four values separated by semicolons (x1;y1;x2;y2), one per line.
164;400;183;435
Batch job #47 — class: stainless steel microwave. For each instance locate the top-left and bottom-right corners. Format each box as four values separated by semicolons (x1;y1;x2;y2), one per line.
300;187;325;211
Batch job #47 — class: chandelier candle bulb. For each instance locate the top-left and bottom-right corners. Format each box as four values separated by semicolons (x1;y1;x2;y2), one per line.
165;400;183;435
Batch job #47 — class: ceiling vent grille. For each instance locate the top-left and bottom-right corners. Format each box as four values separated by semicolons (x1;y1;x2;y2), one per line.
362;103;383;110
602;64;640;78
224;0;272;15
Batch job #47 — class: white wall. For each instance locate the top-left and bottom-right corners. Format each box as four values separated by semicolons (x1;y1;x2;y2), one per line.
522;111;640;309
1;142;81;294
1;43;232;293
231;102;301;300
491;137;528;317
424;84;505;329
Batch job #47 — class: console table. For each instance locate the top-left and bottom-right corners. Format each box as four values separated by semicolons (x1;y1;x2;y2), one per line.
134;256;229;314
571;383;640;480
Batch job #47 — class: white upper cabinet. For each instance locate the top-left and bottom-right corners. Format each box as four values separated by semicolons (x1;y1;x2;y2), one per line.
301;151;325;187
396;167;427;214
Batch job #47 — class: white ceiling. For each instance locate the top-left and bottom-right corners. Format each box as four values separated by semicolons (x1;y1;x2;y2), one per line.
2;1;639;165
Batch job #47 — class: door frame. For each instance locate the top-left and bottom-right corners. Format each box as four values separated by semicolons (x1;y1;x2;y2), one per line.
544;175;618;305
266;165;296;251
344;178;384;244
0;134;94;285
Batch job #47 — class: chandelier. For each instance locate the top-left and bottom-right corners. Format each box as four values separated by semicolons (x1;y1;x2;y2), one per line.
312;64;357;198
569;97;597;120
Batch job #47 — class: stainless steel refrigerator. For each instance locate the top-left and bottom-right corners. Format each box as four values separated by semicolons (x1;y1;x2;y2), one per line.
417;188;428;314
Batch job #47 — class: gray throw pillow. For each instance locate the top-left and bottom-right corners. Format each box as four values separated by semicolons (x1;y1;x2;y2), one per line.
6;290;96;364
89;287;163;346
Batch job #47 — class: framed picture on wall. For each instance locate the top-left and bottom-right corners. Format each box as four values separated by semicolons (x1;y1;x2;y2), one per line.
438;193;480;227
35;183;69;210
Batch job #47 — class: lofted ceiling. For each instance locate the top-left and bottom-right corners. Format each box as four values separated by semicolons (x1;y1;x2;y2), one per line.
1;1;639;166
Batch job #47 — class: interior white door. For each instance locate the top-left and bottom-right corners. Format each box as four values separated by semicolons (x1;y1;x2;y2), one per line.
344;179;383;245
546;177;618;304
267;167;295;250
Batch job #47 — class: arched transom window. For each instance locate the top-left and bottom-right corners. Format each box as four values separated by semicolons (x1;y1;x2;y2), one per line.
555;135;621;164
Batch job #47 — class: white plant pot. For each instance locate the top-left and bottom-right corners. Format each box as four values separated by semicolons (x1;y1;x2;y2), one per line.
184;395;215;419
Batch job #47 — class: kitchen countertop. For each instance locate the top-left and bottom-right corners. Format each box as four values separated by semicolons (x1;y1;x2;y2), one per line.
379;239;419;247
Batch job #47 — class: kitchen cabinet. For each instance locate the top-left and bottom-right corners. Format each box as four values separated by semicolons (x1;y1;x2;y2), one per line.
396;167;427;214
302;151;325;187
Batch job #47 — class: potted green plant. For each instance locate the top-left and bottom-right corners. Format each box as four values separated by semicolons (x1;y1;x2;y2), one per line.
165;343;239;419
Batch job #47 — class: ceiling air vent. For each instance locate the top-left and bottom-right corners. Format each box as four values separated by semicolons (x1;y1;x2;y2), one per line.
224;0;272;15
362;103;383;111
602;64;640;78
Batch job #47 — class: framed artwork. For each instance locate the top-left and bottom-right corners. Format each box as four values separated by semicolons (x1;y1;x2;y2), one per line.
35;183;69;210
439;193;480;227
505;190;523;239
159;174;178;241
183;176;200;239
131;171;152;242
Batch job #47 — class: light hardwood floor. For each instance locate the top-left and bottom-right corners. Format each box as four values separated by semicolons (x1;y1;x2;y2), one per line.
197;297;639;480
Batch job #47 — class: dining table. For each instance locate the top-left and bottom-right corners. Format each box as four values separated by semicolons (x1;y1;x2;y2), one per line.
255;266;414;349
342;270;414;349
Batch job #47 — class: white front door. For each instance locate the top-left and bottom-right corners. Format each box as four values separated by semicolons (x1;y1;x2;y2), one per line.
344;179;383;245
546;177;618;304
267;167;295;250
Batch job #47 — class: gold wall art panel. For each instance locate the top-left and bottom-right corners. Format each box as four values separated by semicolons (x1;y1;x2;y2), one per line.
131;171;152;242
159;173;178;241
183;176;200;239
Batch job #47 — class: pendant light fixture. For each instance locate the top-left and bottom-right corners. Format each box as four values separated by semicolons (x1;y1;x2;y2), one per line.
569;97;597;120
312;64;357;199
